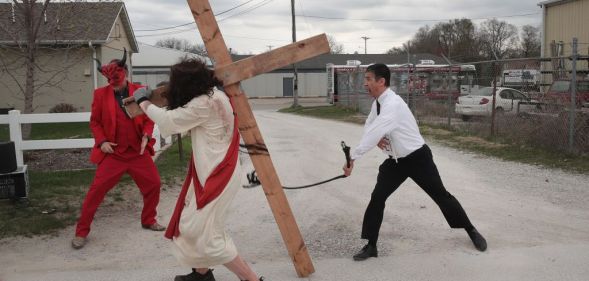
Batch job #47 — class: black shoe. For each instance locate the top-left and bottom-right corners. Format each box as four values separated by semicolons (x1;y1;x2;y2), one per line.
240;277;264;281
174;269;215;281
353;244;378;261
467;228;487;252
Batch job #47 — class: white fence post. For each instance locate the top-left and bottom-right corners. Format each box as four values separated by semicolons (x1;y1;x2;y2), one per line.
8;110;23;166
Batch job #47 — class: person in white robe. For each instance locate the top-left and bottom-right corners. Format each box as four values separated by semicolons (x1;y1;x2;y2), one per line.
133;58;262;281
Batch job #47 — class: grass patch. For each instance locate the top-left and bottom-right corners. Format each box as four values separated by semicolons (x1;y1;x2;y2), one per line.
278;105;365;124
420;123;589;174
0;137;193;239
28;122;91;140
0;124;7;141
279;105;589;174
0;122;90;142
0;169;94;239
155;137;193;183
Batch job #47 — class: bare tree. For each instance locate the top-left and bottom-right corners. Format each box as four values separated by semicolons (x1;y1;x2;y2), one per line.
437;19;480;62
155;37;208;57
454;19;481;61
0;1;92;137
436;21;457;57
386;46;406;56
386;19;480;62
478;18;519;59
519;25;541;58
409;25;441;55
0;1;50;122
326;35;344;54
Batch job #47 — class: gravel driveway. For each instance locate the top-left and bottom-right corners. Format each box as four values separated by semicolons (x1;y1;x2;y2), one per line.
1;98;588;281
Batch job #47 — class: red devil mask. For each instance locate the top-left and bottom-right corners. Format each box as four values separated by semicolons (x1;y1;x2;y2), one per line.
96;48;127;88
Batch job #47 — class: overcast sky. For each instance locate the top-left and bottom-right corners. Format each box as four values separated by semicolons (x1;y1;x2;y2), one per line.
124;0;543;55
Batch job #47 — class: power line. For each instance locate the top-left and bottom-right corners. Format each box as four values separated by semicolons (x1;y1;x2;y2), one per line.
297;12;540;22
135;27;195;38
296;0;313;33
135;0;262;32
135;22;193;32
218;0;275;22
135;10;540;35
136;0;275;37
216;0;259;16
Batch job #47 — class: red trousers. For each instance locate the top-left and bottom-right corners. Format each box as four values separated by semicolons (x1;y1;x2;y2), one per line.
75;153;161;237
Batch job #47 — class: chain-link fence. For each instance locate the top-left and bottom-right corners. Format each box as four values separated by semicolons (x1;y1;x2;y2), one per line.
330;39;589;154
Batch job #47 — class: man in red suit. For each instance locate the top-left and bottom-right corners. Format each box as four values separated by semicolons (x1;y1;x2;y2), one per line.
72;49;164;250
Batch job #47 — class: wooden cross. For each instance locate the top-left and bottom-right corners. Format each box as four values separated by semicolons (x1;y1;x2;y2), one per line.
188;0;328;277
125;2;328;276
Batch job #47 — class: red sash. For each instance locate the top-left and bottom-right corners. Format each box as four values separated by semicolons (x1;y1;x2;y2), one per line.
165;111;240;239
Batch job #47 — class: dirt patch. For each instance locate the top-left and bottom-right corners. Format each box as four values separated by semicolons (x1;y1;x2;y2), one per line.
421;126;453;136
455;136;508;149
344;114;368;124
24;148;95;172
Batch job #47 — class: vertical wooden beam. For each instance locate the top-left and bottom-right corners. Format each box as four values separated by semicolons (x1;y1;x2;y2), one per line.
187;0;315;277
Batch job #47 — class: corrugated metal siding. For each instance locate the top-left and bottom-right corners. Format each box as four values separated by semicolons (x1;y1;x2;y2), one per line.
542;0;589;84
544;0;589;56
298;73;328;97
240;73;328;98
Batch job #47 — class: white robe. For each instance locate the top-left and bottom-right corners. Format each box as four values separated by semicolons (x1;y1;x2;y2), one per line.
145;90;240;268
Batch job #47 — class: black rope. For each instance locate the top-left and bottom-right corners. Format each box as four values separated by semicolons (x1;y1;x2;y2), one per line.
242;170;347;189
242;141;352;190
283;174;347;189
239;143;270;156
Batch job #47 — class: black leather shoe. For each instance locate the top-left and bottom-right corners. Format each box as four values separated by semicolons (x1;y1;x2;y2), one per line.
467;228;487;252
174;269;215;281
353;244;378;261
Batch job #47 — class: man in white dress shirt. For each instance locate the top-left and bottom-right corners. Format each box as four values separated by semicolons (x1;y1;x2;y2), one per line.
343;63;487;261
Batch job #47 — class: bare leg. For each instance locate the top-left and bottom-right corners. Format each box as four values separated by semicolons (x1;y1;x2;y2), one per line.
224;255;258;281
195;268;209;275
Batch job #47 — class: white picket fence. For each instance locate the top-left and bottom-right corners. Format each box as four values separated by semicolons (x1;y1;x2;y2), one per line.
0;110;164;166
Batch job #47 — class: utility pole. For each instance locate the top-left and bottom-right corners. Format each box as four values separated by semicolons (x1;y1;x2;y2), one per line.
291;0;299;107
361;36;370;54
266;45;273;51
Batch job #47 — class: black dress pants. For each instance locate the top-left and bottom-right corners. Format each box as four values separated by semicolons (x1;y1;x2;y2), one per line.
361;144;474;243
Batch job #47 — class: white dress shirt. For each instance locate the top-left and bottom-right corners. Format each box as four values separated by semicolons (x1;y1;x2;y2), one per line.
351;88;425;161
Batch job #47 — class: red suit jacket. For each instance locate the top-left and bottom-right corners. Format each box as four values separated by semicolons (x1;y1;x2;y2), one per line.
89;82;156;164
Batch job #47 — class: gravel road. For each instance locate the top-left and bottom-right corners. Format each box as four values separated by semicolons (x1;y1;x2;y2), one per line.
1;98;588;281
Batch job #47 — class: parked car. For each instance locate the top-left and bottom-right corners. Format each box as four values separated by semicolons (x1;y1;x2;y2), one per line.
455;87;541;121
542;80;589;108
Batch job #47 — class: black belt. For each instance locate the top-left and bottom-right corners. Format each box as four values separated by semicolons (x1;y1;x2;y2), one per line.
387;144;427;160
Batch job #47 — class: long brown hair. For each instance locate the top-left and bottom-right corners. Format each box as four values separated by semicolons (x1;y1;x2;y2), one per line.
167;57;222;110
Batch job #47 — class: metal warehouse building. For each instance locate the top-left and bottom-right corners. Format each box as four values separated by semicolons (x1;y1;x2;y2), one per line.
539;0;589;83
230;53;444;98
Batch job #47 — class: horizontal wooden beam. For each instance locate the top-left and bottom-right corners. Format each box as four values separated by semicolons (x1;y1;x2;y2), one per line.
215;34;330;86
